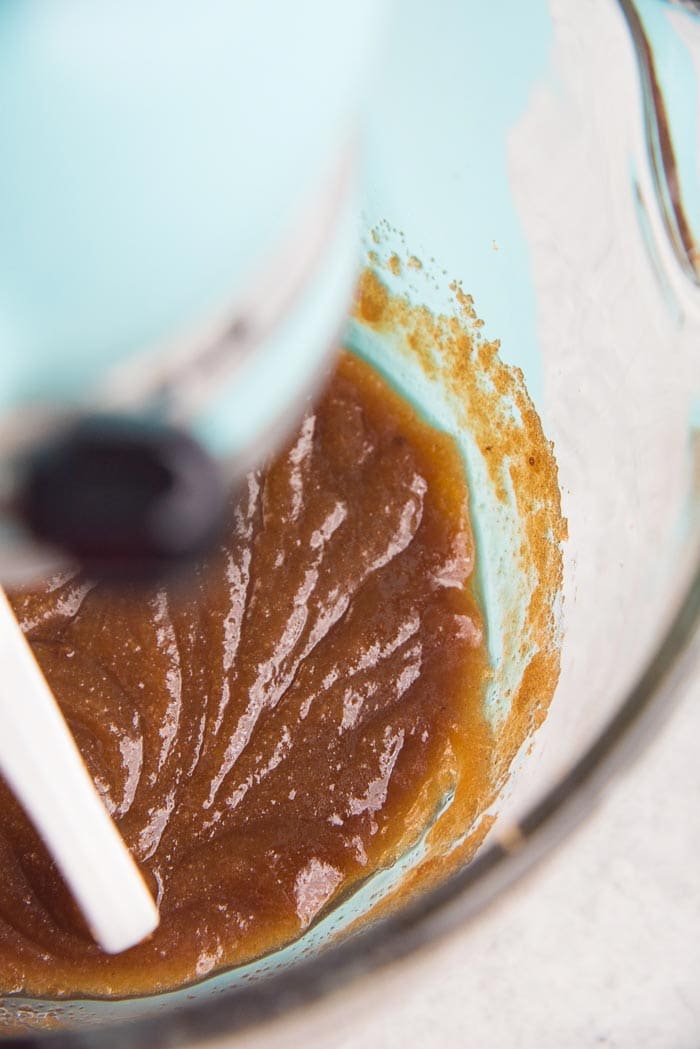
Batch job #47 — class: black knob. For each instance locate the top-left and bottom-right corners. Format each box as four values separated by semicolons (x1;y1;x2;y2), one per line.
19;416;227;577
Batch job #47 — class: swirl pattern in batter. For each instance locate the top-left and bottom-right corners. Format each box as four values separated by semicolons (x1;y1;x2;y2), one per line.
2;351;489;996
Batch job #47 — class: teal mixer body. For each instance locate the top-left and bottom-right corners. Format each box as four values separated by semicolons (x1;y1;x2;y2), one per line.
0;0;382;578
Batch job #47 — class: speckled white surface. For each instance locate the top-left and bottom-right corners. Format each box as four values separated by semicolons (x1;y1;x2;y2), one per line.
230;670;700;1049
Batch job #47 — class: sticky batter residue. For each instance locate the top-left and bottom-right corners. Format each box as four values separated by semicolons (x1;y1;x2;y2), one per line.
346;252;565;902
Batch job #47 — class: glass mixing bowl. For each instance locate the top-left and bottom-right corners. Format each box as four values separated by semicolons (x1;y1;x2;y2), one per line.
3;0;700;1044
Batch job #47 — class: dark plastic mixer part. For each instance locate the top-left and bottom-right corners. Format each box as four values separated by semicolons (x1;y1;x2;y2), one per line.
18;416;228;578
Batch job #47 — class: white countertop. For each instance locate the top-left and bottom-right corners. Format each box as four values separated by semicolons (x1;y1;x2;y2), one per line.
242;672;700;1049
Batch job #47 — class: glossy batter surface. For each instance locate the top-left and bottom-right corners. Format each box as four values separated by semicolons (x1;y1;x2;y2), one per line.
3;352;488;997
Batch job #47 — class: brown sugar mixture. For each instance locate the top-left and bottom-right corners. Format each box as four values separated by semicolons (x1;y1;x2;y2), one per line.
2;350;492;998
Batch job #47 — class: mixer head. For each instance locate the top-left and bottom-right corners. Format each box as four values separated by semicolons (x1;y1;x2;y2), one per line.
0;0;382;581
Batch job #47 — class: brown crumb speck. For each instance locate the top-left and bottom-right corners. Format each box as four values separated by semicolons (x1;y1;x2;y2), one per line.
387;253;401;276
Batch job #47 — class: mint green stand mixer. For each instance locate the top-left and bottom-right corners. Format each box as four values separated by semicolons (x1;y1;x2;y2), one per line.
0;0;383;581
1;2;700;1045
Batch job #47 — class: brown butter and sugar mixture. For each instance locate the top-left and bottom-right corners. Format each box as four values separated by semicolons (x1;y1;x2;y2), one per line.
3;351;490;997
